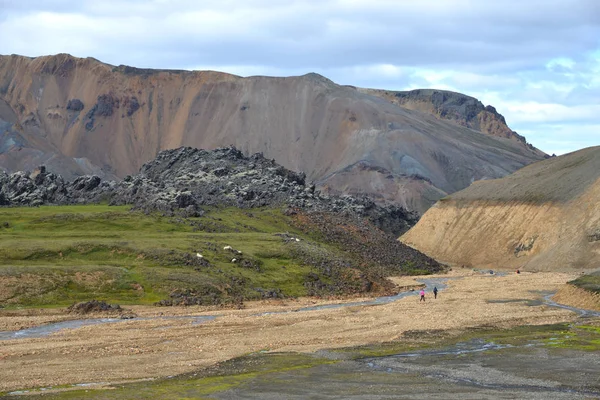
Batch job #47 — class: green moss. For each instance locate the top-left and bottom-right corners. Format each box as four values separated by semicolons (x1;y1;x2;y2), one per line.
0;205;356;307
338;341;428;358
542;323;600;351
0;203;441;308
577;325;600;333
569;272;600;294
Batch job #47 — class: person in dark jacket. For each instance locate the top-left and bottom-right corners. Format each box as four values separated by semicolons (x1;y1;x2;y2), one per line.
433;286;438;299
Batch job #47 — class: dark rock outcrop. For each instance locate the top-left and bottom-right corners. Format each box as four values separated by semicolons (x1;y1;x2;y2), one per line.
0;146;419;236
66;99;84;112
360;88;546;154
67;300;122;314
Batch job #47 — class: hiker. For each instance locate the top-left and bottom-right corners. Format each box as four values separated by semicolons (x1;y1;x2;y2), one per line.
433;286;438;299
516;269;520;274
419;289;425;302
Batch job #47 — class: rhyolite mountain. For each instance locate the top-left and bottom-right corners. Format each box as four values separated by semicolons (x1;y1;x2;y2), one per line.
401;146;600;272
0;53;545;214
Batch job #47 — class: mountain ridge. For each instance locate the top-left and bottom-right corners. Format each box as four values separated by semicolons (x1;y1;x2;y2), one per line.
0;53;546;214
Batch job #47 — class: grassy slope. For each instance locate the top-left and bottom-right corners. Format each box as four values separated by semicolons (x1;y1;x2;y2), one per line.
0;205;425;307
447;146;600;204
570;271;600;294
0;205;323;306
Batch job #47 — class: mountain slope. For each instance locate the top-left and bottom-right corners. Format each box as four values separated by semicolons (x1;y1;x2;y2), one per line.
0;53;545;213
400;146;600;271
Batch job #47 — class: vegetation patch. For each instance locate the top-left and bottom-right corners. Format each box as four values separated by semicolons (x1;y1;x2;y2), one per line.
0;204;436;308
569;271;600;294
543;323;600;351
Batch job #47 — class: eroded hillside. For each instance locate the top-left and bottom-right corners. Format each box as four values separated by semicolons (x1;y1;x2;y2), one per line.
0;53;545;213
401;146;600;271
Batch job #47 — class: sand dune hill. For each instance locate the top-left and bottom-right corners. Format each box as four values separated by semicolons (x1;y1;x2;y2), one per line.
0;53;544;213
401;146;600;271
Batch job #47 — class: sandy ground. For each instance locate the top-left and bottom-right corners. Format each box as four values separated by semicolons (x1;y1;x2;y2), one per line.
0;270;589;393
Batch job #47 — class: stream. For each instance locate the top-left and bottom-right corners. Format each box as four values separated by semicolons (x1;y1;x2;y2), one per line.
0;273;597;341
0;315;217;340
215;338;600;400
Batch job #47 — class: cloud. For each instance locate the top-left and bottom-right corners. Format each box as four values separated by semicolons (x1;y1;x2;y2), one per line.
0;0;598;154
517;124;600;156
2;0;598;70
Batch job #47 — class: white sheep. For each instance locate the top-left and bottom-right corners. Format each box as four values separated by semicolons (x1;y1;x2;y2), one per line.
237;250;242;254
223;245;233;250
295;238;300;242
231;258;237;263
196;253;203;258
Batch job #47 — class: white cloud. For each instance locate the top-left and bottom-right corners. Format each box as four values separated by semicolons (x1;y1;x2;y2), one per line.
518;124;600;155
0;0;598;154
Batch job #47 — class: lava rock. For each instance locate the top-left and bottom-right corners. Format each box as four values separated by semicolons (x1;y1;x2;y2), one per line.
66;99;85;112
0;146;418;235
67;300;122;314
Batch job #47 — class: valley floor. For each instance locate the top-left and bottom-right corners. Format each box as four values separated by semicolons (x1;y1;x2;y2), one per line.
0;269;596;394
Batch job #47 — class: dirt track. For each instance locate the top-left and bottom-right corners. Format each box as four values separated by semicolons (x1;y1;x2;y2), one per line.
0;270;589;393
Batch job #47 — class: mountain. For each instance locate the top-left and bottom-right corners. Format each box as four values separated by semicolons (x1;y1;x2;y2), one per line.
0;53;546;214
400;146;600;271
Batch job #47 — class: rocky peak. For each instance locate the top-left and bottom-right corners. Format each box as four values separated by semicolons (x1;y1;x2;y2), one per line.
358;88;545;156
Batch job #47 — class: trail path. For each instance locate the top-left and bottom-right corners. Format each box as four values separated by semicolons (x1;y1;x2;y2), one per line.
0;270;592;393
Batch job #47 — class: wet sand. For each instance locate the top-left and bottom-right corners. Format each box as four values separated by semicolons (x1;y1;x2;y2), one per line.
0;270;589;393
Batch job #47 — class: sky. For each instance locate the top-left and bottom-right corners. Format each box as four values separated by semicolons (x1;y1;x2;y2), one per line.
0;0;598;155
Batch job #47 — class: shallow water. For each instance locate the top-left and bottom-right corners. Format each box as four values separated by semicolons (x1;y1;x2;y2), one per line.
543;293;600;318
0;318;121;340
211;336;600;400
0;315;216;341
288;277;450;313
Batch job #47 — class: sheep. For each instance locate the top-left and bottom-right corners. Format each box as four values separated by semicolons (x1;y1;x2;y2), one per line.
196;253;203;258
231;258;237;263
223;245;233;250
237;250;242;254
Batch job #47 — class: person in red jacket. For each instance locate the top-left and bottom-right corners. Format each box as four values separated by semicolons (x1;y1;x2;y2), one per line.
419;289;425;302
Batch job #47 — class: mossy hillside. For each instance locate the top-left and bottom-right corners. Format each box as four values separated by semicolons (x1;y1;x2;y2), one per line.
569;271;600;294
0;205;431;307
0;206;308;305
0;205;318;306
